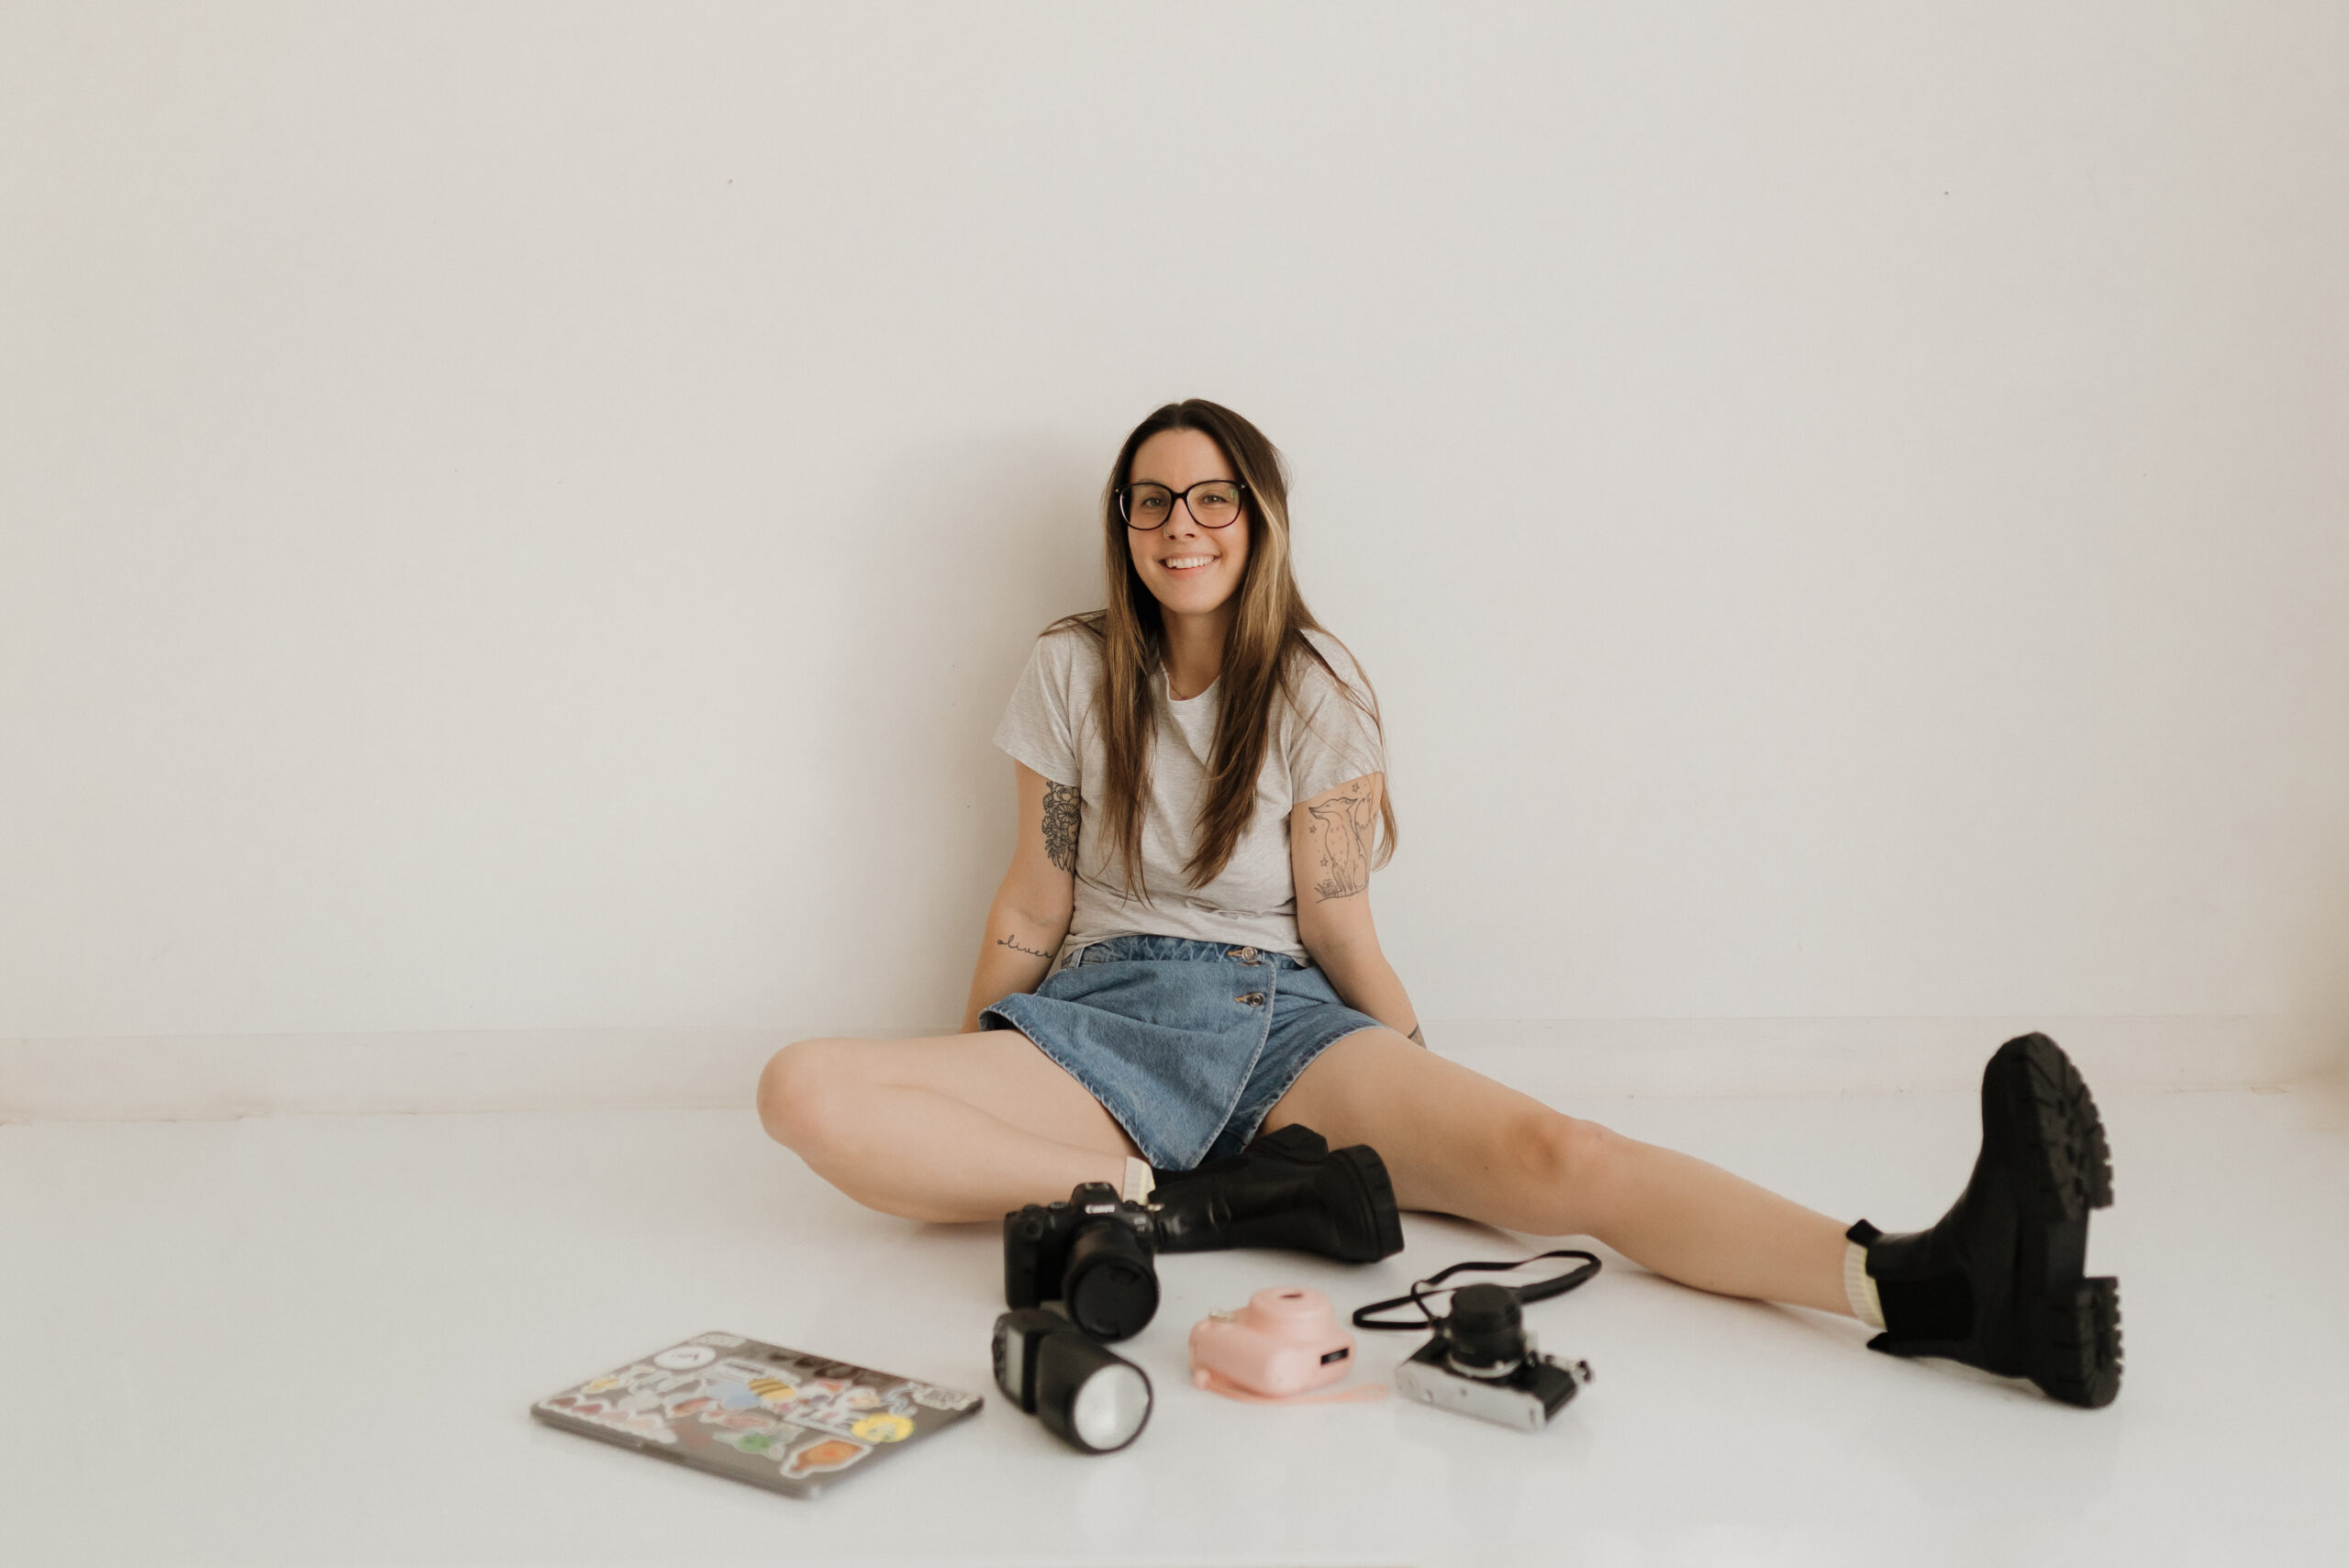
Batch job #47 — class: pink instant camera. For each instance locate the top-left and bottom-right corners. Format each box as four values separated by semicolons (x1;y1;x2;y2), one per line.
1188;1287;1356;1398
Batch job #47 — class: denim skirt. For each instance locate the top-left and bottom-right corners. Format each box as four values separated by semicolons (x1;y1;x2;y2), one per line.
980;934;1386;1172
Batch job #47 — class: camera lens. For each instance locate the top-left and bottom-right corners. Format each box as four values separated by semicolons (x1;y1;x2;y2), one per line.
1034;1333;1152;1453
1442;1284;1528;1376
1062;1219;1159;1341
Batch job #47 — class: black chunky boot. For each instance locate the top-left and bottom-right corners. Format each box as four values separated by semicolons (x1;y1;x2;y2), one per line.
1850;1032;2122;1407
1150;1124;1405;1262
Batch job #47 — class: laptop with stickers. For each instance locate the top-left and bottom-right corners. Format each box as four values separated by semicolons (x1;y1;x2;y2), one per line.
530;1330;984;1498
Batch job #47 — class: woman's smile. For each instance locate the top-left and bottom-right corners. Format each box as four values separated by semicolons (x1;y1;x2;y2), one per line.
1127;427;1252;631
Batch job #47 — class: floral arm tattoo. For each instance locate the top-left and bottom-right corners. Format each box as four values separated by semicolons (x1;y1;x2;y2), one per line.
1042;782;1080;873
1305;785;1379;900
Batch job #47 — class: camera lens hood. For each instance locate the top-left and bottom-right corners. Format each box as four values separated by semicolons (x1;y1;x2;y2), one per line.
1441;1284;1527;1374
1063;1223;1160;1341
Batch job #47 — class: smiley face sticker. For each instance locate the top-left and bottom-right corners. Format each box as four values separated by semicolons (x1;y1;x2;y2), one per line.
849;1413;914;1444
652;1345;718;1372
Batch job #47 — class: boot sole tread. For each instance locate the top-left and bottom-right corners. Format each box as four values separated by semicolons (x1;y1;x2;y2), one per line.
2002;1032;2115;1221
1999;1035;2123;1406
2032;1276;2123;1408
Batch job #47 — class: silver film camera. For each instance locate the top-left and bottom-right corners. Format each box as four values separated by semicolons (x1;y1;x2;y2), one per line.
1391;1283;1593;1431
1354;1251;1600;1432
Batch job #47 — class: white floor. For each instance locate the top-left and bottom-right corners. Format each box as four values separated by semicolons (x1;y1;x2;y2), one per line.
4;1070;2343;1567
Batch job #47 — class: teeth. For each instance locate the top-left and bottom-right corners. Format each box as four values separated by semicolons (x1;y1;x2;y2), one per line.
1163;556;1216;569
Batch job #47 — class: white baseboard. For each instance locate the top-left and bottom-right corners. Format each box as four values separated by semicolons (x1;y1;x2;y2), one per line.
3;1014;2339;1123
1433;1015;2342;1098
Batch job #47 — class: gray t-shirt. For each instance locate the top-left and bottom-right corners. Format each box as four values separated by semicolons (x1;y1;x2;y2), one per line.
993;625;1386;962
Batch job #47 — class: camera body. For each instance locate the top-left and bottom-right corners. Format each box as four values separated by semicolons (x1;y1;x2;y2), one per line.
1393;1283;1592;1431
1394;1335;1590;1430
1004;1182;1160;1341
1188;1286;1355;1398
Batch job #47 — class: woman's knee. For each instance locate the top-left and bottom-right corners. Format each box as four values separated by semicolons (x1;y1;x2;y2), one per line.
757;1038;859;1153
1508;1110;1625;1232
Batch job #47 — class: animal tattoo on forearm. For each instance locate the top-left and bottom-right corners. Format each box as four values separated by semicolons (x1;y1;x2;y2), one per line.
1042;781;1080;873
1307;786;1379;900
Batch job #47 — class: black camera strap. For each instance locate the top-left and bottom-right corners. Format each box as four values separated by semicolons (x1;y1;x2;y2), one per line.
1351;1250;1603;1332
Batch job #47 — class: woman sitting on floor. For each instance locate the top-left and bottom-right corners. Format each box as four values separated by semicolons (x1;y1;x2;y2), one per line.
757;399;2121;1407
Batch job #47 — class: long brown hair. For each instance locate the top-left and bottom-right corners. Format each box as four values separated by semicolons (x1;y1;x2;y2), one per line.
1051;399;1397;901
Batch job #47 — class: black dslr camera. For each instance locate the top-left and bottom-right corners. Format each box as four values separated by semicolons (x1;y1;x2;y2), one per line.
1003;1182;1159;1340
1392;1282;1593;1431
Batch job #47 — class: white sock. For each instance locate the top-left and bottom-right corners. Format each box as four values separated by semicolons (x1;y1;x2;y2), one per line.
1122;1157;1155;1205
1843;1240;1886;1329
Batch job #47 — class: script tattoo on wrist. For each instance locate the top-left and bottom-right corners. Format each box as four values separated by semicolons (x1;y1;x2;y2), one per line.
1042;782;1080;873
1306;785;1378;901
997;932;1052;961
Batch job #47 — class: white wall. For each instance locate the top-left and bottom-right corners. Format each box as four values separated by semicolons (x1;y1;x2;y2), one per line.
6;3;2345;1060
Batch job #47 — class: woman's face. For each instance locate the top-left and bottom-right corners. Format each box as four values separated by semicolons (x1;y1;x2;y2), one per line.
1123;428;1251;619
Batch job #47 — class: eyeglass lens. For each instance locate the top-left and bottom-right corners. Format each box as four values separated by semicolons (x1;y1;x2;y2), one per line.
1122;483;1241;528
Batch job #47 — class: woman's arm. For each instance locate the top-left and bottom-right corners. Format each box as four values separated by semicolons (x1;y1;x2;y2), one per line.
1290;772;1423;1043
958;762;1081;1034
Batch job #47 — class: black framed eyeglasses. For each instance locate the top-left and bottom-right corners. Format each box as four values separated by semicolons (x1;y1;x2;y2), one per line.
1117;480;1247;530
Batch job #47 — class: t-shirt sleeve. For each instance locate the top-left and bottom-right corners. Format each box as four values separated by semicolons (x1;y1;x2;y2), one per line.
993;633;1082;786
1284;635;1387;804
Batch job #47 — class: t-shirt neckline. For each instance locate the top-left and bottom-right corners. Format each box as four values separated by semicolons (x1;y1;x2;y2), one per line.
1163;668;1219;706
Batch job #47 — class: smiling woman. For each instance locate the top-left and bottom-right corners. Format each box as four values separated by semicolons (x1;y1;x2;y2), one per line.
755;398;2124;1411
1087;405;1394;910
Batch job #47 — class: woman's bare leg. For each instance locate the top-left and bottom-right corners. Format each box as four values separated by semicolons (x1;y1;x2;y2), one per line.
1265;1029;1854;1316
758;1032;1137;1224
